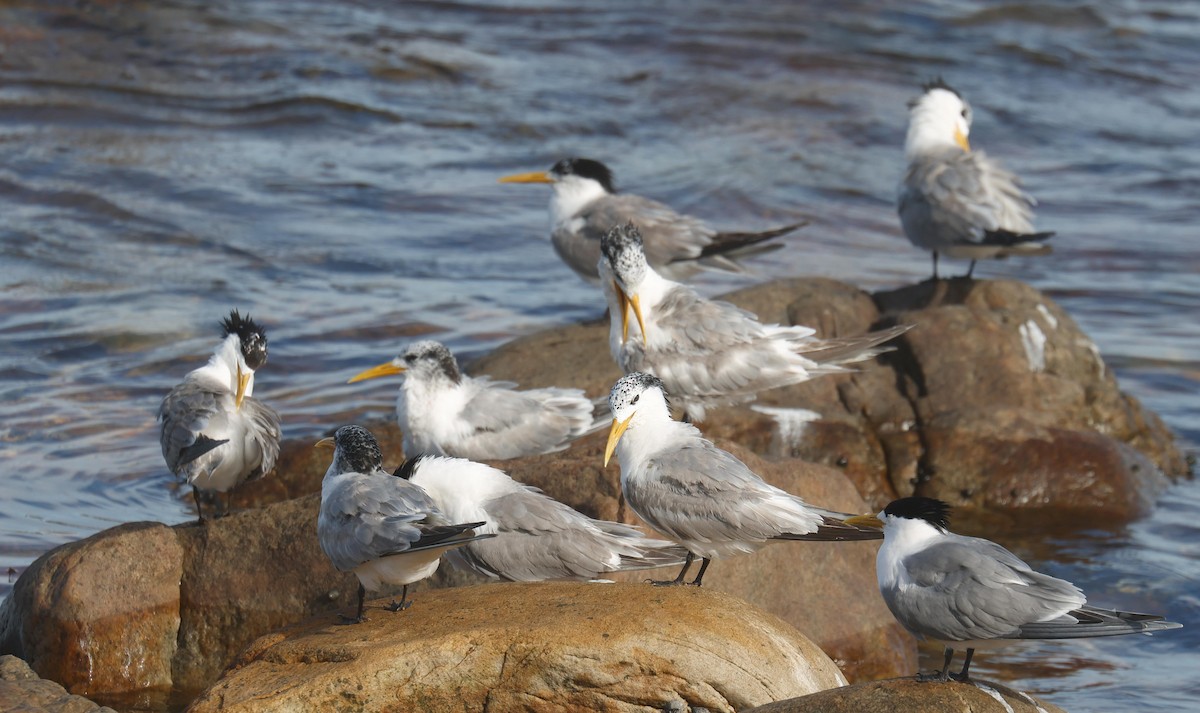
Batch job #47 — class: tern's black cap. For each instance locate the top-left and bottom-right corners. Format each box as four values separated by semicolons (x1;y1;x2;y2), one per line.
550;157;616;193
222;309;269;371
884;496;952;531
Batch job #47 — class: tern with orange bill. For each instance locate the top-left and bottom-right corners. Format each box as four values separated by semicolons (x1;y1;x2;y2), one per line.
499;157;805;283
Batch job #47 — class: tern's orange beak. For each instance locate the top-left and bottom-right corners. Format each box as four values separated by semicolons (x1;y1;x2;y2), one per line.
498;170;554;184
603;415;633;467
348;361;405;384
234;366;251;409
314;437;335;450
954;126;970;152
843;514;884;529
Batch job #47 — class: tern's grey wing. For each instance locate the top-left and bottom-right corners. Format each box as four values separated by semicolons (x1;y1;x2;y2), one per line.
159;381;225;474
899;151;1035;250
240;396;282;480
887;535;1086;642
628;440;822;545
581;194;715;266
318;472;449;572
452;487;640;581
455;378;590;459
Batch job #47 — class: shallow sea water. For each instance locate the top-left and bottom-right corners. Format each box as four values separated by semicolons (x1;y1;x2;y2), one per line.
1;1;1198;710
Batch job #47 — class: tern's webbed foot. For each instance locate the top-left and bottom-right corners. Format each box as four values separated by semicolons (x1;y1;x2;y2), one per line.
646;578;688;587
338;614;367;625
386;599;412;612
915;670;951;683
948;672;972;683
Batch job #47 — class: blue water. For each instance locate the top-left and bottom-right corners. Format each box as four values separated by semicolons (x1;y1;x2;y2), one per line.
1;2;1197;710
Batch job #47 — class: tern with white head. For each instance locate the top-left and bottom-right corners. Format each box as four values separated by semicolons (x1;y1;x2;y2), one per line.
899;80;1054;280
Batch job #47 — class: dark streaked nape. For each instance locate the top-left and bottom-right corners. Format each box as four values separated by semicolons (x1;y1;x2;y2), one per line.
600;222;644;264
551;157;616;193
921;76;961;98
884;496;952;530
333;425;384;474
393;454;432;481
403;340;462;384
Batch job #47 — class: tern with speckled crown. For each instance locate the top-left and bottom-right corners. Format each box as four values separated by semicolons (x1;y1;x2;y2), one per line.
349;340;601;460
316;425;495;624
602;372;881;587
158;309;281;521
845;497;1181;681
599;223;909;421
499;157;805;283
899;80;1054;279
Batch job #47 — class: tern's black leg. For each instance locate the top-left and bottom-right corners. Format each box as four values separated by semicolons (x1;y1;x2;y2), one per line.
690;558;711;587
387;584;412;612
340;583;367;624
931;252;940;281
950;648;975;681
649;552;694;586
193;487;207;524
964;259;977;280
917;647;955;682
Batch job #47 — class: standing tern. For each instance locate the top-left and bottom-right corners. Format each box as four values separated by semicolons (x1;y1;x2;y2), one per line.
845;497;1182;681
899;80;1054;280
158;309;281;521
393;454;688;581
499;157;806;283
316;425;495;623
348;340;600;460
600;222;909;421
603;372;882;587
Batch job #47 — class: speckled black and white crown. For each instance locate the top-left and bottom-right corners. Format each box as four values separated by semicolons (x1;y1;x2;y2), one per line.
401;340;462;383
221;309;269;371
921;77;962;98
331;425;384;475
609;371;666;411
549;157;616;194
600;222;648;284
884;496;952;531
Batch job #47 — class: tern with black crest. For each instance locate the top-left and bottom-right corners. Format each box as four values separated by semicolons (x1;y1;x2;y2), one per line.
349;340;600;460
159;309;281;521
499;157;805;283
393;454;687;582
603;372;881;587
846;497;1181;681
599;223;909;421
316;425;495;623
899;80;1054;279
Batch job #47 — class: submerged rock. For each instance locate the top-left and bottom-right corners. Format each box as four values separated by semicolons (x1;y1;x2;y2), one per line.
744;677;1067;713
188;582;847;713
0;654;118;713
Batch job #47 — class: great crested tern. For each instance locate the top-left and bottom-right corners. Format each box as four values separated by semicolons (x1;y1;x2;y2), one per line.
603;372;882;587
499;157;805;283
348;340;600;460
846;497;1182;681
158;309;281;521
599;223;909;421
316;425;495;623
393;454;688;581
899;79;1054;280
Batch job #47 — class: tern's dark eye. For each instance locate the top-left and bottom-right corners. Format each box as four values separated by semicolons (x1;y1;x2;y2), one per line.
630;394;640;405
960;109;968;119
404;354;416;364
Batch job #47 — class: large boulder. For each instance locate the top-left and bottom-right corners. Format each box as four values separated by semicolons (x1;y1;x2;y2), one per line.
188;582;847;713
744;677;1067;713
0;655;118;713
471;277;1187;518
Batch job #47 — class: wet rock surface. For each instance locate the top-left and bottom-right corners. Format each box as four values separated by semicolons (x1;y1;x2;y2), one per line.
188;582;847;713
0;655;119;713
744;677;1067;713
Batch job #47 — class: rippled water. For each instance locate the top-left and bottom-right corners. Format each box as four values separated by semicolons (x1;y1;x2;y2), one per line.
1;1;1197;710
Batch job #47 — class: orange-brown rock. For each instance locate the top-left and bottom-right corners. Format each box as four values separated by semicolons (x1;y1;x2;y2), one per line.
744;677;1067;713
0;655;119;713
188;582;847;713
